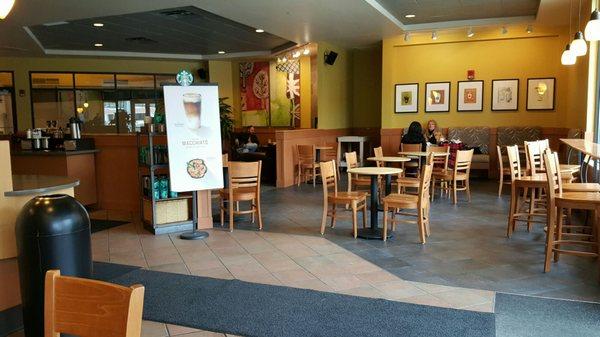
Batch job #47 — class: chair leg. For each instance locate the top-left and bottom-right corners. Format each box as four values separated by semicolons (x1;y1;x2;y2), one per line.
417;207;426;244
297;165;301;187
251;200;255;223
554;206;563;263
382;203;388;241
362;202;367;228
431;177;436;201
425;202;431;236
330;203;337;228
507;185;517;238
466;179;471;202
544;206;559;273
229;199;234;232
527;188;536;232
498;174;503;196
352;201;358;239
257;196;263;231
312;167;316;187
220;198;225;227
452;180;458;204
320;200;328;235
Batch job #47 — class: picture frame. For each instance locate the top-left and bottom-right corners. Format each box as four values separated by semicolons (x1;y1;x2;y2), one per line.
491;79;519;111
457;80;484;112
425;82;451;112
394;83;419;113
526;78;555;110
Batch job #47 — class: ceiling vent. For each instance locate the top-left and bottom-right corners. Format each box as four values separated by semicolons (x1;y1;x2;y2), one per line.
124;37;158;44
159;9;196;18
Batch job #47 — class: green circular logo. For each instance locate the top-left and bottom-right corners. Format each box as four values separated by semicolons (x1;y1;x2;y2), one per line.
176;70;194;86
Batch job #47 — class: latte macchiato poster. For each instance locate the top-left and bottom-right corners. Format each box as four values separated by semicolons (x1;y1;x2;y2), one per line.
164;85;223;192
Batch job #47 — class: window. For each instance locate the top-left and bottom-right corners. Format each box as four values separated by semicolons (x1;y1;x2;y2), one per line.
0;71;15;134
30;72;175;133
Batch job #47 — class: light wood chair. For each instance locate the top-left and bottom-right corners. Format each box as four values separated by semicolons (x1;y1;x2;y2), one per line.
345;151;371;194
431;149;474;204
497;145;512;196
382;154;434;243
320;160;367;238
45;269;144;337
427;146;450;198
506;145;547;236
400;143;422;177
373;146;384;165
296;145;319;187
543;148;600;192
320;143;341;178
542;151;599;273
219;161;263;232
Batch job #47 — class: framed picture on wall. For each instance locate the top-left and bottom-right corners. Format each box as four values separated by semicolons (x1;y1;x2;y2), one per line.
526;78;555;110
491;79;519;111
457;80;484;112
394;83;419;113
425;82;450;112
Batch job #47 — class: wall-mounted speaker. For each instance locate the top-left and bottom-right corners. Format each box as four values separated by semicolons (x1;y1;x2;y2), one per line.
324;51;338;65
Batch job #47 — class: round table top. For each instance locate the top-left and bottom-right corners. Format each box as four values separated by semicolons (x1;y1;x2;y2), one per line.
316;146;333;150
348;167;402;176
398;151;450;157
367;156;411;163
557;192;600;204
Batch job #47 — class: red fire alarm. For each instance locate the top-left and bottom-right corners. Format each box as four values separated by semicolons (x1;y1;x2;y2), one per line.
467;70;475;80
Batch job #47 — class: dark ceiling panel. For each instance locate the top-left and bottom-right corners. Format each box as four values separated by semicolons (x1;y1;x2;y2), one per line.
28;6;294;55
375;0;540;25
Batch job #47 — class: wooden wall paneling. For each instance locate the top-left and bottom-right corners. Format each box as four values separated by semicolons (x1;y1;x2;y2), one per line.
65;154;97;205
380;128;403;156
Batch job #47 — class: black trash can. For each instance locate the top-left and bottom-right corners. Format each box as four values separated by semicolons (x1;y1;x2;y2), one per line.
15;194;92;337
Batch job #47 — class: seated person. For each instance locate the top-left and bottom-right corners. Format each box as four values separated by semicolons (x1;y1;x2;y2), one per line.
237;125;260;153
423;119;445;145
401;121;427;151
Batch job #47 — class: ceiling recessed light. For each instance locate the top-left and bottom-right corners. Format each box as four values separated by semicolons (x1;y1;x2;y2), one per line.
93;23;104;27
218;51;226;54
255;28;264;33
405;14;416;18
94;43;103;47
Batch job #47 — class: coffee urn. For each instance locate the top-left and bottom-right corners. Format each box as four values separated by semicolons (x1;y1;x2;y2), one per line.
68;117;81;139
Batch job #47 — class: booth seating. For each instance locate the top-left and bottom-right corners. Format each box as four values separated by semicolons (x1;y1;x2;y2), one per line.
447;127;489;172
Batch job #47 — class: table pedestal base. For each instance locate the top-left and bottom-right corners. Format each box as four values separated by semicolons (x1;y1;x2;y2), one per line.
357;228;393;240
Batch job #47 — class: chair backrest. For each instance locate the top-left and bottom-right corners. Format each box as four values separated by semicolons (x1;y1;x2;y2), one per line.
373;147;384;167
453;149;474;175
401;143;422;152
428;145;449;170
45;269;144;337
320;143;338;162
525;140;544;174
543;151;562;209
228;161;262;191
506;145;522;181
320;160;338;197
418;153;434;204
345;151;359;169
297;145;315;163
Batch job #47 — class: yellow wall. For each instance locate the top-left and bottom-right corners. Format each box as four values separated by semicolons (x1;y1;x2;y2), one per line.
300;56;312;128
208;60;237;123
0;56;206;130
352;45;382;127
317;42;353;129
381;26;585;129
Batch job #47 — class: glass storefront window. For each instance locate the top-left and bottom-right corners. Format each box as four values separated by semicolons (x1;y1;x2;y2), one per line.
0;72;15;134
0;72;13;87
31;73;73;89
75;73;115;89
117;74;155;89
31;89;74;129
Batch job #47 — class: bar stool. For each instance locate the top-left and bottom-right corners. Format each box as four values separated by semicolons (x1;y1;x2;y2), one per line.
542;151;599;273
507;145;548;237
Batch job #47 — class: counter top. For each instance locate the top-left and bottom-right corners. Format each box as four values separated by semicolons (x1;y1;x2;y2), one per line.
5;175;80;197
11;149;99;156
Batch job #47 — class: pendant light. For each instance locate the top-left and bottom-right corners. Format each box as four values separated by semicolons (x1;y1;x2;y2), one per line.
562;0;577;65
0;0;15;19
571;0;588;56
584;9;600;41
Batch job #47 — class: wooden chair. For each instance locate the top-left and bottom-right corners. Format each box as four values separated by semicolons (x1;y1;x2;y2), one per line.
45;269;144;337
542;151;599;273
431;149;474;204
219;161;263;232
222;153;228;168
345;151;371;194
320;143;340;178
506;145;547;236
382;154;434;243
497;145;512;196
296;145;319;187
400;143;422;177
373;146;384;166
320;160;367;238
427;146;450;197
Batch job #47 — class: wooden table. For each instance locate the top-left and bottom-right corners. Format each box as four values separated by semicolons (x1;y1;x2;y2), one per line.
560;138;600;183
367;156;411;165
397;151;450;157
347;167;402;239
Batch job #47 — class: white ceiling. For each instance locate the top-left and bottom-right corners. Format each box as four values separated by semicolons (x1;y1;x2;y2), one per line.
0;0;571;59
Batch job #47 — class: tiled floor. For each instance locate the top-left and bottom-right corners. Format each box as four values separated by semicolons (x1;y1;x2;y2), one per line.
84;178;599;336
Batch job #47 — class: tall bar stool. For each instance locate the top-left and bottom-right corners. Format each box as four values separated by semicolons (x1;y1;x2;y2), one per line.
543;151;599;273
506;145;548;237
